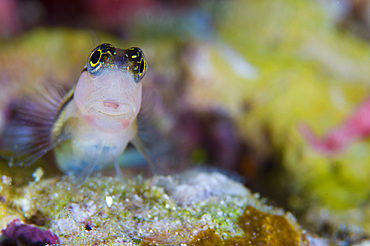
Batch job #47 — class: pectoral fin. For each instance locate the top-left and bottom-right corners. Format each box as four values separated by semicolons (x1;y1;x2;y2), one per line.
131;86;174;175
0;83;74;167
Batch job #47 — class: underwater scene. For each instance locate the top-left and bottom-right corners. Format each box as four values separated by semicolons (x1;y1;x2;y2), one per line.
0;0;370;245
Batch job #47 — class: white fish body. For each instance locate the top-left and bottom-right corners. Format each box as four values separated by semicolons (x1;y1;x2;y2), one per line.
0;43;153;175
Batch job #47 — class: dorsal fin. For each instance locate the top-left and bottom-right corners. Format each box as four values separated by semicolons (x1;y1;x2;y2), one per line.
0;83;74;167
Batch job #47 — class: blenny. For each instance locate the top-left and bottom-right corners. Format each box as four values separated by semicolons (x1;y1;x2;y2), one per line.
0;43;156;177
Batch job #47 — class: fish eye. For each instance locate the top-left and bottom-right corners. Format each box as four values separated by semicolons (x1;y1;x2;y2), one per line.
87;43;115;75
139;58;146;76
127;47;147;82
90;49;101;67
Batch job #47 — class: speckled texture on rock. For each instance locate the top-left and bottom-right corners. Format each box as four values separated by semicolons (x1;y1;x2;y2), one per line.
0;171;313;245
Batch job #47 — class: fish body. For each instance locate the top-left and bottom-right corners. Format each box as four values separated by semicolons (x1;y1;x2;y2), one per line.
0;43;152;175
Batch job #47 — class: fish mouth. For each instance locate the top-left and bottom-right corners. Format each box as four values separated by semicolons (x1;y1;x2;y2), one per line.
90;99;136;118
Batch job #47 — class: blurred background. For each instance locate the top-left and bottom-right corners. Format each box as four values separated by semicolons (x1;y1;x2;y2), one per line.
1;0;370;242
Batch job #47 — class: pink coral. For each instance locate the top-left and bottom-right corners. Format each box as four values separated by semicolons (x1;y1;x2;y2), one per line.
299;98;370;154
0;219;59;246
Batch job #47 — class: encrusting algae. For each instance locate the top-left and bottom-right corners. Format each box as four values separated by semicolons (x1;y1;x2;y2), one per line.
238;206;308;246
0;171;317;245
188;206;309;246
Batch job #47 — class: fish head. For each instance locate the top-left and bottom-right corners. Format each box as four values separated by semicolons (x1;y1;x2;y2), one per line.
74;43;147;131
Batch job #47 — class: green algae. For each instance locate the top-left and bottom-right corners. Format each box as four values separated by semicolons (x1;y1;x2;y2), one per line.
0;172;314;245
188;205;309;246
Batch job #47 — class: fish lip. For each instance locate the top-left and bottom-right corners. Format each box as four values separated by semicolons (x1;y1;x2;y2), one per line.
95;110;130;118
89;99;136;118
